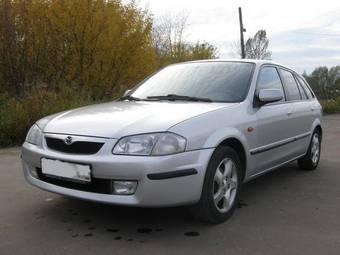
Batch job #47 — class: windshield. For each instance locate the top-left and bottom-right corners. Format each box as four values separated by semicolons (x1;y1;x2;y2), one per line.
131;62;254;102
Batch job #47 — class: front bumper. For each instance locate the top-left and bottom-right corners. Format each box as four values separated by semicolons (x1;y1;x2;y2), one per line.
21;138;214;207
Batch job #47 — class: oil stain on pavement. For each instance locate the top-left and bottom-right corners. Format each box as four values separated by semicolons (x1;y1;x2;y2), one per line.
31;202;250;243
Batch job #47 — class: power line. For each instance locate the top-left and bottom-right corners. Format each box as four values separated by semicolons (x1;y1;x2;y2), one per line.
290;31;340;37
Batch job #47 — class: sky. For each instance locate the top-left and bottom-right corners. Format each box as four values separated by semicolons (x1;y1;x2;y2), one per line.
138;0;340;74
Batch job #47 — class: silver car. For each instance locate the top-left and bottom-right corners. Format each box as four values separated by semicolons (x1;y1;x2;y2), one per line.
21;60;322;223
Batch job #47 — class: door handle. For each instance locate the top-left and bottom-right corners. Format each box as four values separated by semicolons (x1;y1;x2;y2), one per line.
287;110;292;116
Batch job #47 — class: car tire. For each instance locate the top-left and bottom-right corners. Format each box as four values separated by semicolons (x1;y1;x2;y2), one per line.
189;146;243;223
298;129;321;171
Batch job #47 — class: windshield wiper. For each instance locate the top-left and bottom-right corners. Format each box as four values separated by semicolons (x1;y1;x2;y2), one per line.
120;95;141;101
147;94;212;102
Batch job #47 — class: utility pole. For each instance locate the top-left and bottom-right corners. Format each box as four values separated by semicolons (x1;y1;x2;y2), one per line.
238;7;246;59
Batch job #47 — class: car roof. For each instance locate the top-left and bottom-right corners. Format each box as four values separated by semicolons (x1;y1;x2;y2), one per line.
183;58;293;71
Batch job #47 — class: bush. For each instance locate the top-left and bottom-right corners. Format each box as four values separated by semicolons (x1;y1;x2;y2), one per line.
0;97;30;146
320;99;340;114
0;89;95;147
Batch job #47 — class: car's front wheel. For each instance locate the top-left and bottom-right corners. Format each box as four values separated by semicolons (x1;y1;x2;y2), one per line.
190;146;242;223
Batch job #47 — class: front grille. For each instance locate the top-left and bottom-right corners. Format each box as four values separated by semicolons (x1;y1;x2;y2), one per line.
36;168;112;194
45;137;104;155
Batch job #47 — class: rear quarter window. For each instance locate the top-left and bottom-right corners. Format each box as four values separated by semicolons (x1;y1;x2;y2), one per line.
295;76;308;100
296;76;314;99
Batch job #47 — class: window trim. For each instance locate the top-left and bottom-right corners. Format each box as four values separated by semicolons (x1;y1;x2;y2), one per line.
295;74;315;99
254;63;316;107
293;75;306;100
278;67;303;102
294;74;309;100
253;64;287;107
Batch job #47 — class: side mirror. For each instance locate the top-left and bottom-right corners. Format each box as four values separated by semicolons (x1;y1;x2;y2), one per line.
257;89;283;105
123;89;131;97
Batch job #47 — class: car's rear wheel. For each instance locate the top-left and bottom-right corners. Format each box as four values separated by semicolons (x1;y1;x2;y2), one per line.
189;146;242;223
298;129;321;170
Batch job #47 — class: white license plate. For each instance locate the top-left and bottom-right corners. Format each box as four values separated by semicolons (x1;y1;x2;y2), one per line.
41;158;91;183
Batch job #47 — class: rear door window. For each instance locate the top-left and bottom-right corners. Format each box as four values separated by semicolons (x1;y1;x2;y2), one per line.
280;69;301;101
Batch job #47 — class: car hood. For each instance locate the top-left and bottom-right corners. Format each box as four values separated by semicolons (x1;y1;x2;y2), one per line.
41;101;235;138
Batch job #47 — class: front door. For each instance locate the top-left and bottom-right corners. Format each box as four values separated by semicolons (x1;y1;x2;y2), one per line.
251;66;293;175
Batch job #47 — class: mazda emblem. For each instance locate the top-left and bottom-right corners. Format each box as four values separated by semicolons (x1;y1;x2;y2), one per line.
64;136;73;145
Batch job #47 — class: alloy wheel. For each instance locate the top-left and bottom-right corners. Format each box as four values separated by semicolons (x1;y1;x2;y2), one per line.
311;133;320;165
213;158;238;213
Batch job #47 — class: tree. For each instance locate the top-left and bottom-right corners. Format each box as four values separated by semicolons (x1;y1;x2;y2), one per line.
0;1;217;99
233;29;271;60
0;0;157;98
0;1;219;146
244;30;271;59
187;42;217;60
0;0;27;93
153;12;217;66
304;66;340;100
153;12;188;61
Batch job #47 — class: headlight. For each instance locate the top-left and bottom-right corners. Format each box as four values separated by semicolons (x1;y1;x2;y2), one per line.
113;132;186;156
152;132;187;155
26;124;43;145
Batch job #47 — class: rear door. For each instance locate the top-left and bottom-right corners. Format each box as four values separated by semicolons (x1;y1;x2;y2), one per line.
295;75;317;150
279;69;312;157
252;65;293;174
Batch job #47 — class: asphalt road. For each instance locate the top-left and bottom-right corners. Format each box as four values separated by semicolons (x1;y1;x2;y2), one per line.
1;115;340;255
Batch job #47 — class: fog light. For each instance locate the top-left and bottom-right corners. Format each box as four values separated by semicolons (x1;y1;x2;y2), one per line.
30;168;39;178
112;181;137;195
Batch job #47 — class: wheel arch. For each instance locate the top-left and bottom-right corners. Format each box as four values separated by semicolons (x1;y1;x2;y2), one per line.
314;124;322;139
311;118;322;140
217;137;247;181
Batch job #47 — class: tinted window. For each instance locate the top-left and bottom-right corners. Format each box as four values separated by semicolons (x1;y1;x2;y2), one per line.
256;67;285;102
295;75;308;100
280;69;301;101
298;83;308;100
131;62;254;102
296;76;313;99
